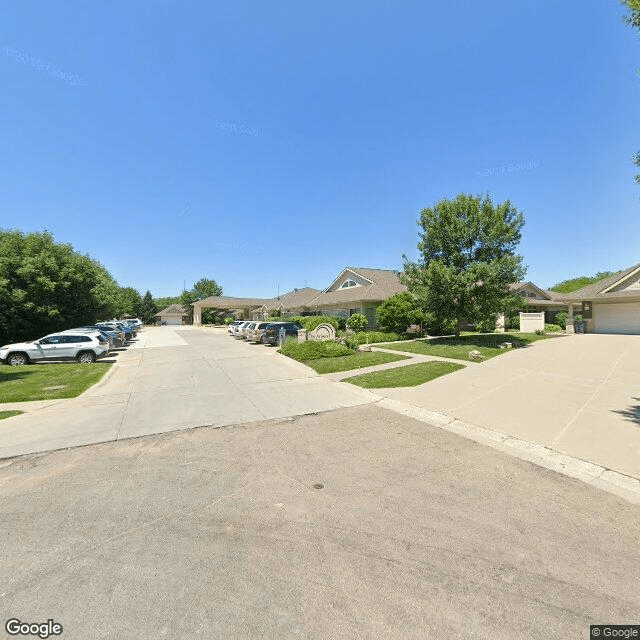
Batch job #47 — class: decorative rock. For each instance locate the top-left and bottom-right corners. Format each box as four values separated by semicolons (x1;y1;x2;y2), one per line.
469;350;485;361
498;342;513;350
358;344;372;352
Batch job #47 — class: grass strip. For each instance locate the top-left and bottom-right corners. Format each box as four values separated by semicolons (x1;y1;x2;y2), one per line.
0;363;111;403
0;410;23;420
306;351;409;374
344;361;464;388
374;332;554;362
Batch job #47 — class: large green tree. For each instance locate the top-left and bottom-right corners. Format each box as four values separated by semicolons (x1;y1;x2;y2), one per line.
0;229;121;345
620;1;640;186
116;286;144;318
549;271;614;294
138;290;158;324
180;277;223;323
402;193;526;337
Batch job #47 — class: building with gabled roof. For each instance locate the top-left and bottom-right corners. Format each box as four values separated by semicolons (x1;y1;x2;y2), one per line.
554;263;640;334
156;304;188;325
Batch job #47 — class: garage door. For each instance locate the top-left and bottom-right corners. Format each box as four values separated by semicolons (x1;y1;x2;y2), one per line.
164;317;183;325
594;303;640;334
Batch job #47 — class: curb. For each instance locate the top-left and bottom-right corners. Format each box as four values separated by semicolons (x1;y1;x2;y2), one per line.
377;397;640;506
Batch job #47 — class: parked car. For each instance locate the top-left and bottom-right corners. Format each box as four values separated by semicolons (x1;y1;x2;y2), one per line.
120;318;143;330
0;332;110;365
241;322;256;339
246;322;271;343
228;320;243;335
261;322;302;345
101;321;136;340
61;328;116;351
92;324;126;346
68;326;124;348
233;321;252;338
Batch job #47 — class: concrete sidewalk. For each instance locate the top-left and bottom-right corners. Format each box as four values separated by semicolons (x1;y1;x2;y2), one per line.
0;327;378;458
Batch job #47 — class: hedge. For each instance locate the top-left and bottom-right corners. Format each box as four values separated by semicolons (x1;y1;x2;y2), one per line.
279;340;354;361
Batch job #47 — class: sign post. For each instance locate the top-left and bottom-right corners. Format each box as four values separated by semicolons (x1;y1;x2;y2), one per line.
279;327;286;347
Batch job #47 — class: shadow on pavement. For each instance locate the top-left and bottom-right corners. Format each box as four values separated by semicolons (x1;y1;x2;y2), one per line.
613;398;640;426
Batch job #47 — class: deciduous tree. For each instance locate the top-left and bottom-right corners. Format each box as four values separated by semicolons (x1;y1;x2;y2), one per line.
402;193;526;337
0;229;121;344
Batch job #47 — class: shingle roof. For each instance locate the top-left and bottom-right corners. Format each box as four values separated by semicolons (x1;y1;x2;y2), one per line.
307;268;407;306
555;263;640;301
158;304;186;315
509;282;558;300
271;287;322;309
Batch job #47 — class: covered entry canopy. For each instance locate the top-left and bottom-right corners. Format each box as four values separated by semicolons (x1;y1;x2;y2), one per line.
192;288;321;323
192;296;273;323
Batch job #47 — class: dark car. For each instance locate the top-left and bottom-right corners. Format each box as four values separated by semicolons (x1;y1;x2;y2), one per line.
262;322;301;345
77;325;125;348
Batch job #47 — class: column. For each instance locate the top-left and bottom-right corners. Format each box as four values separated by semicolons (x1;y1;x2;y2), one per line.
566;303;574;334
193;305;202;325
495;312;505;332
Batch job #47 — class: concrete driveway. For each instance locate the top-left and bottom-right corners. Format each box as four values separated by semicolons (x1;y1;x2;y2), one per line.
375;334;640;479
0;327;377;458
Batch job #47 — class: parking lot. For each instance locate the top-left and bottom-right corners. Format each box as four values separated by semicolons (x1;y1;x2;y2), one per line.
0;326;378;459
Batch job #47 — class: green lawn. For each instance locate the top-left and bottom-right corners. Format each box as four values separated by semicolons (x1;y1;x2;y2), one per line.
374;332;555;362
344;361;465;388
305;351;409;374
0;363;111;403
0;410;23;420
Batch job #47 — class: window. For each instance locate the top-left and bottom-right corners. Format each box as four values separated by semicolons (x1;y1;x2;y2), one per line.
340;280;357;289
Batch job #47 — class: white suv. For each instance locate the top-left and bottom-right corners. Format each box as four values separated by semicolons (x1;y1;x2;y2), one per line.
0;332;110;365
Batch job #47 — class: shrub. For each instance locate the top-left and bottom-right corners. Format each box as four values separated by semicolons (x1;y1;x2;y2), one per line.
302;315;342;332
475;317;498;333
346;313;368;332
424;314;458;336
555;312;568;330
279;340;354;361
341;331;405;349
506;315;520;331
376;292;424;333
544;323;563;332
224;317;234;325
535;329;545;335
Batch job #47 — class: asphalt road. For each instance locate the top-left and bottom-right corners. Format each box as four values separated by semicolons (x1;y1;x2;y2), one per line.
1;404;638;640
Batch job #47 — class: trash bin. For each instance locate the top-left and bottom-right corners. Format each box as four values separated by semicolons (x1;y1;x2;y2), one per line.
574;321;585;333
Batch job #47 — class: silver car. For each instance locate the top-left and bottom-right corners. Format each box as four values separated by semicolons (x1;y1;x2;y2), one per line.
0;332;110;365
246;322;271;343
233;321;251;338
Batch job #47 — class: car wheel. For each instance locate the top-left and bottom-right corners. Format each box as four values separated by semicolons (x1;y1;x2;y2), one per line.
76;351;96;364
7;352;28;366
260;335;267;344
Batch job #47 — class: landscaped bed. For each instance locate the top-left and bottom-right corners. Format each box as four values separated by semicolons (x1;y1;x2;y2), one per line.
344;361;465;388
0;363;111;403
304;351;409;374
373;332;556;362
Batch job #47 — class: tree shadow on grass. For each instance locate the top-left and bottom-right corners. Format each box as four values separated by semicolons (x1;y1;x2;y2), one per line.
0;369;36;382
613;398;640;426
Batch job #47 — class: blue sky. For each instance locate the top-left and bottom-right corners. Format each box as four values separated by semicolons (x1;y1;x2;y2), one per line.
2;0;639;298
